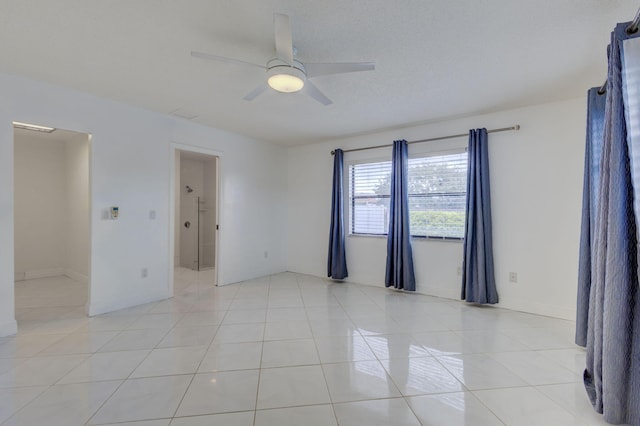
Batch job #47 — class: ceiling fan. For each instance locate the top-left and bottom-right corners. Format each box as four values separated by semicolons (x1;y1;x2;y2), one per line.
191;13;375;105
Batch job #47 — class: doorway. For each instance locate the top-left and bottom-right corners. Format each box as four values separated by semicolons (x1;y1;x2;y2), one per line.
13;124;91;326
173;148;219;286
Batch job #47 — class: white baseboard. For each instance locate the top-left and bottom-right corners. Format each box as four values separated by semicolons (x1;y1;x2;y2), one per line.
88;290;171;317
64;269;89;284
0;320;17;337
23;268;65;281
15;268;89;284
497;296;576;321
311;272;576;321
417;286;460;301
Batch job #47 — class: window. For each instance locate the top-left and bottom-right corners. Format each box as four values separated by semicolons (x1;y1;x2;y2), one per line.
348;151;468;239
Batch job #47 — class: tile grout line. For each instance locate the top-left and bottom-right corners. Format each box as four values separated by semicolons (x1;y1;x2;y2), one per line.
299;273;341;426
169;272;227;422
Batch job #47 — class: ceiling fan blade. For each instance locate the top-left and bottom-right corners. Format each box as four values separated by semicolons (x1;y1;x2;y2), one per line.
243;83;270;101
304;62;375;78
303;80;333;106
274;13;294;65
191;51;266;70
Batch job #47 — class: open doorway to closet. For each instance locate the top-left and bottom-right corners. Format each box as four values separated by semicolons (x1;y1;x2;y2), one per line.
13;123;91;328
174;149;219;285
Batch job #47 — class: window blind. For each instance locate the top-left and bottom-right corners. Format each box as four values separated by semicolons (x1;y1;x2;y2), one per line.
348;151;467;238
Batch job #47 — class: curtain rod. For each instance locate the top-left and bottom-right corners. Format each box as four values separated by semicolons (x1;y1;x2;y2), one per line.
330;125;520;155
597;6;640;95
628;6;640;35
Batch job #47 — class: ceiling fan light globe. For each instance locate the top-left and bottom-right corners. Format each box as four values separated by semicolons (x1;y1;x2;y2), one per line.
268;73;305;93
266;63;306;93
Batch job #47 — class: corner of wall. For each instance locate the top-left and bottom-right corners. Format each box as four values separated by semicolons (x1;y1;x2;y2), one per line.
0;320;17;337
64;268;89;285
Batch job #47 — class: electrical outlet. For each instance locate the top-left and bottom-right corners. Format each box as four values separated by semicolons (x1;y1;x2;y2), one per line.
149;210;156;220
509;272;518;283
141;268;148;278
457;267;462;276
264;251;268;259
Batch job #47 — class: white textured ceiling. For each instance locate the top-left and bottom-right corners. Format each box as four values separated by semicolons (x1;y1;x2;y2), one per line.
0;1;636;146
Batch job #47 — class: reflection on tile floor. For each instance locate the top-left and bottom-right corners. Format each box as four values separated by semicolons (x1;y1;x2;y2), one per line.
0;270;612;425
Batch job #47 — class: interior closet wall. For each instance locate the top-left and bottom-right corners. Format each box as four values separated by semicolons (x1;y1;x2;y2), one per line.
13;130;89;283
64;136;90;282
14;132;67;280
14;129;89;282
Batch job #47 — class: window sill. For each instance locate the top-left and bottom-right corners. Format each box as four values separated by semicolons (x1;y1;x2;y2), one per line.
413;235;463;243
348;234;463;243
348;233;387;240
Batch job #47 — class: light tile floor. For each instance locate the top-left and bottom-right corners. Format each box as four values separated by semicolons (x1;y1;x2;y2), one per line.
0;269;614;425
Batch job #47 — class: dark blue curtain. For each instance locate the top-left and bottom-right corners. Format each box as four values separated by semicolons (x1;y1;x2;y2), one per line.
461;128;498;304
584;22;640;425
385;140;416;291
575;88;606;347
327;149;348;279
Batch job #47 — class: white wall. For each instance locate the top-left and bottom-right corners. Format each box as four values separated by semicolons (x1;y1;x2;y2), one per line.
0;72;288;336
288;98;586;320
13;134;68;279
